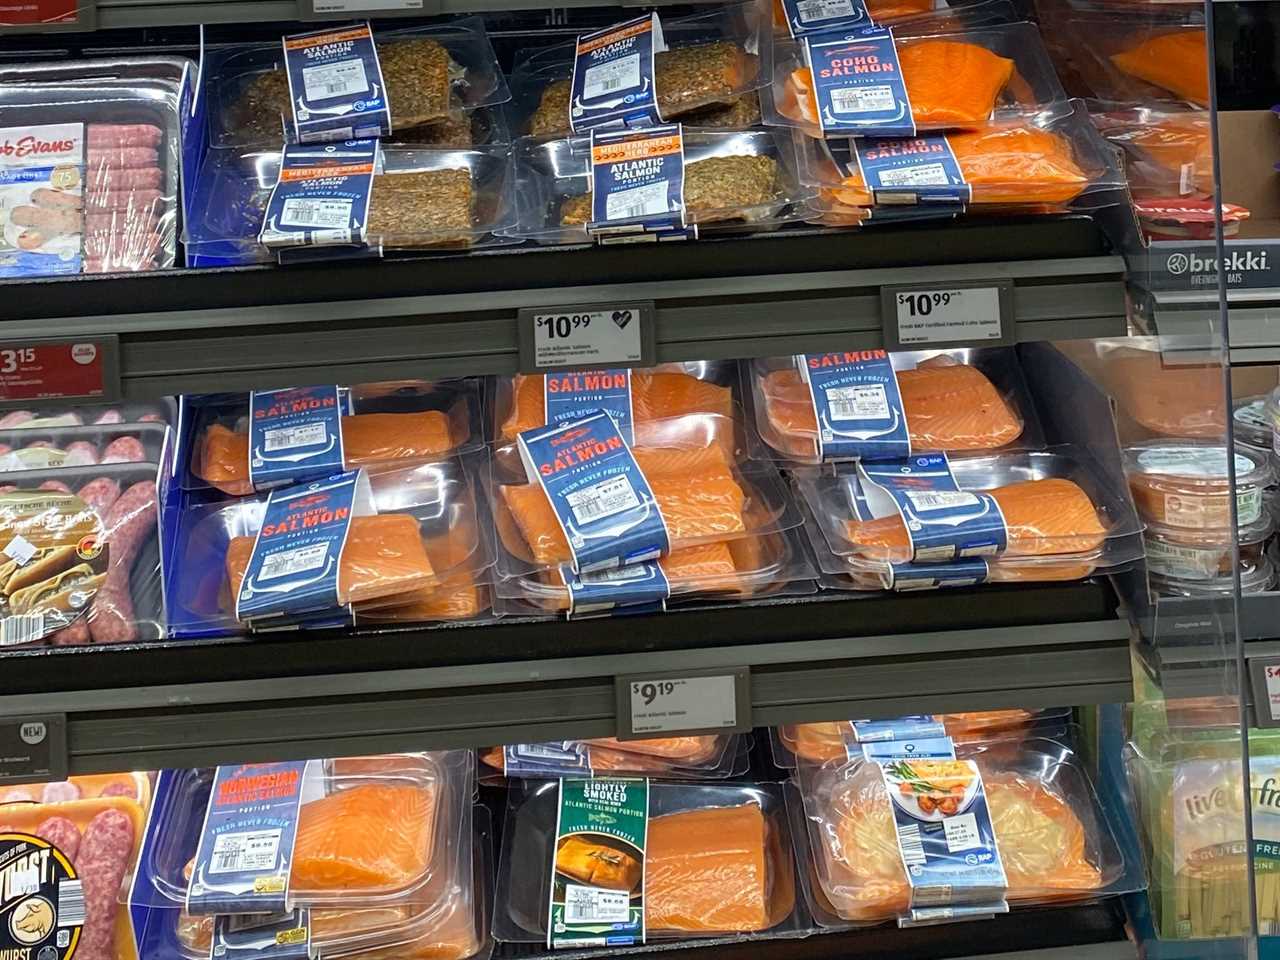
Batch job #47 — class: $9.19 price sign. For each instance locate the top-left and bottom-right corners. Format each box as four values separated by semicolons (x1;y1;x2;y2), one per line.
615;667;750;738
517;302;654;373
882;282;1012;350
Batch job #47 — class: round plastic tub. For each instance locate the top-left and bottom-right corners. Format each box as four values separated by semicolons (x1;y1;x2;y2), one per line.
1125;440;1271;531
1150;555;1275;597
1143;513;1274;581
1235;395;1274;456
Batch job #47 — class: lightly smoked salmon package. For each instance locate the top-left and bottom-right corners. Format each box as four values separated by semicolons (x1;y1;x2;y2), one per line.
494;778;809;943
747;348;1040;465
790;736;1129;927
479;734;749;781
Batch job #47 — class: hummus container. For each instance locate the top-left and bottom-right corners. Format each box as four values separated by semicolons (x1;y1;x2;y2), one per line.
1143;513;1274;581
1125;441;1271;531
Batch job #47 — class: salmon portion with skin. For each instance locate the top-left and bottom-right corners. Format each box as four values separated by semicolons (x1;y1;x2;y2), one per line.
1110;30;1208;106
845;477;1106;563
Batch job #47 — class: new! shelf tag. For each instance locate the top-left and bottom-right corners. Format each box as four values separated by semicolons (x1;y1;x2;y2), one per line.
615;666;751;739
0;714;66;785
804;26;914;137
260;140;378;251
570;14;665;132
780;0;873;38
282;22;390;142
799;349;910;461
517;302;655;373
850;135;970;208
882;280;1013;350
0;336;120;407
588;126;691;243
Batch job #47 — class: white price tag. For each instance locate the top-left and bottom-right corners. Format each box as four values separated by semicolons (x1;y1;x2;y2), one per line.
891;287;1004;345
310;0;423;10
1266;664;1280;721
627;675;738;735
531;308;643;368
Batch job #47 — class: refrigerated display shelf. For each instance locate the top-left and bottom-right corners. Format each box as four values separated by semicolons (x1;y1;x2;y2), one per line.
0;223;1126;398
0;584;1131;772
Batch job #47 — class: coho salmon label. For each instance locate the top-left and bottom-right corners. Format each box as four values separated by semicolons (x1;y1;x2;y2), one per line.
804;27;913;136
851;135;969;206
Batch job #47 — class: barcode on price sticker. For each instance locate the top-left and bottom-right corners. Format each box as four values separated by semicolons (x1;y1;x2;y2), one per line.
57;880;85;927
281;198;354;229
797;0;856;22
564;884;631;923
264;423;328;452
904;490;980;512
832;85;895;114
605;182;668;222
0;614;44;648
567;476;640;524
826;384;889;421
878;163;950;187
209;829;282;875
302;59;369;100
897;823;926;866
584;55;641;99
259;543;330;581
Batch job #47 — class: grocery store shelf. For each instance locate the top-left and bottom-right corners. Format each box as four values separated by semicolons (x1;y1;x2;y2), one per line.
0;223;1125;398
0;585;1131;772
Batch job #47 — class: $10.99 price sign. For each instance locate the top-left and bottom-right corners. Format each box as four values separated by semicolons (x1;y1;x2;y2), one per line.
615;667;750;738
0;337;119;405
518;302;654;373
883;282;1012;350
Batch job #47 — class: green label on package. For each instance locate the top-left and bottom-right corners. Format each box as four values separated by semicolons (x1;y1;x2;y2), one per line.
548;778;649;948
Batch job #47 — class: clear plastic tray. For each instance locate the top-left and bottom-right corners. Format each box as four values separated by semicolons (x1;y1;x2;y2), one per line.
508;3;767;139
1089;103;1211;199
1151;554;1276;598
748;348;1041;464
205;20;510;149
505;128;812;245
479;734;749;781
1125;440;1272;532
763;21;1069;139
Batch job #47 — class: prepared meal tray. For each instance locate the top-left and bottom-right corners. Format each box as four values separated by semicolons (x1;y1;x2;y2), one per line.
507;128;810;245
0;421;166;474
205;19;510;149
793;737;1127;926
165;454;495;638
793;446;1144;567
180;379;481;496
494;779;805;942
1124;440;1272;533
508;3;766;139
479;734;749;781
795;103;1124;213
0;461;161;649
0;76;187;276
763;21;1069;139
747;347;1042;465
184;142;515;261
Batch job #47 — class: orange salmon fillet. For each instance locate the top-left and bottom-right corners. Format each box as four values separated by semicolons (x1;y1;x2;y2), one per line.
500;371;734;442
1110;30;1208;106
785;39;1014;129
226;513;436;608
585;736;721;761
647;804;773;932
501;446;747;566
197;412;458;495
760;357;1022;460
292;783;436;892
844;477;1106;562
556;835;642;890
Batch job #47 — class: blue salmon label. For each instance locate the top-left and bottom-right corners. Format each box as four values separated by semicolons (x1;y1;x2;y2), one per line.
545;369;635;444
878;758;1008;910
780;0;873;38
260;140;378;250
860;736;957;761
211;909;312;960
570;14;664;132
887;558;989;591
804;27;914;137
186;762;308;915
859;454;1008;562
853;135;970;205
853;716;946;742
518;412;671;573
282;23;390;143
503;742;594;777
248;385;348;490
236;470;374;621
801;350;910;461
564;560;671;616
589;126;687;239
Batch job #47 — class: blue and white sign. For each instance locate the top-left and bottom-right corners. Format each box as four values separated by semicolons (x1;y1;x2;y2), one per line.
248;385;349;490
803;27;914;136
260;140;378;250
860;737;957;761
800;350;910;461
570;14;665;132
544;369;635;443
853;135;970;206
564;560;671;616
282;23;391;143
210;909;312;960
779;0;873;38
502;742;595;777
589;126;688;239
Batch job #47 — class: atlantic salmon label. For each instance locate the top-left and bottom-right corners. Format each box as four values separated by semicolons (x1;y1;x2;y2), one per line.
563;560;671;617
282;23;391;143
549;778;649;948
211;907;313;960
187;762;309;915
804;27;914;137
799;350;910;461
518;412;671;573
248;385;349;490
851;135;970;206
544;369;636;443
859;454;1008;562
780;0;873;38
588;126;688;240
236;470;374;621
0;832;81;960
504;742;594;777
570;14;664;132
260;140;378;250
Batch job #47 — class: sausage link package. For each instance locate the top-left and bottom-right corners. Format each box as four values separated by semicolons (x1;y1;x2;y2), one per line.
480;734;750;781
0;771;153;960
494;778;809;944
790;736;1129;927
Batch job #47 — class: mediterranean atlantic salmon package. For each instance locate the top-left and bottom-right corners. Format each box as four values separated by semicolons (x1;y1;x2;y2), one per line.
179;379;481;496
748;348;1039;465
790;736;1128;927
480;734;750;781
494;779;809;944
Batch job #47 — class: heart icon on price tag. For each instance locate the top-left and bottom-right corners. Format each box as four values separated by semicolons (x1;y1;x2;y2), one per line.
612;310;632;330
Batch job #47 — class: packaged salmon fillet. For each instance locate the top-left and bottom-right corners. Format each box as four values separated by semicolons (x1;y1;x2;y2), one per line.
181;380;480;496
494;779;806;943
1125;440;1271;534
748;348;1038;465
763;21;1069;140
792;737;1126;926
480;735;748;781
1090;104;1213;198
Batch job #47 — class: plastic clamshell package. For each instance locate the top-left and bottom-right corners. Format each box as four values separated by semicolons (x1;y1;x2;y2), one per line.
793;736;1127;926
1124;440;1272;533
1088;103;1212;199
747;347;1042;465
204;19;511;150
505;128;812;245
494;779;807;941
762;20;1070;139
508;3;767;139
479;734;750;781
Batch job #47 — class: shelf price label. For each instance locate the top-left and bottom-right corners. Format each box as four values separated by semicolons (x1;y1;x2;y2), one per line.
517;301;655;373
0;336;120;407
1251;658;1280;728
0;0;87;26
0;714;67;785
882;281;1014;350
300;0;429;17
614;666;750;739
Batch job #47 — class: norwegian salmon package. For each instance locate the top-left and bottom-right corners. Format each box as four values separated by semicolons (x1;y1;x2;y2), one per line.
494;779;809;943
480;735;750;781
788;737;1130;927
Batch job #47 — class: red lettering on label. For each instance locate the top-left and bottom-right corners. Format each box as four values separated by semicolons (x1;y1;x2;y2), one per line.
808;350;888;369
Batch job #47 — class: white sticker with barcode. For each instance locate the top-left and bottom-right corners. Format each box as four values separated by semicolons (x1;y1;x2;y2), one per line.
57;879;85;927
605;181;669;222
584;54;641;100
0;614;45;647
258;543;330;581
564;884;630;923
942;813;982;852
263;423;328;452
3;534;37;566
797;0;855;22
567;475;641;524
302;59;369;101
826;384;889;421
209;829;282;875
904;490;980;512
832;85;895;114
280;197;354;229
877;163;950;187
1179;162;1195;196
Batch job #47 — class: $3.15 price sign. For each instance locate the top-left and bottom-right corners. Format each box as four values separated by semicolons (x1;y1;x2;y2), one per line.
518;302;654;373
0;337;119;405
615;668;750;738
883;283;1011;350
